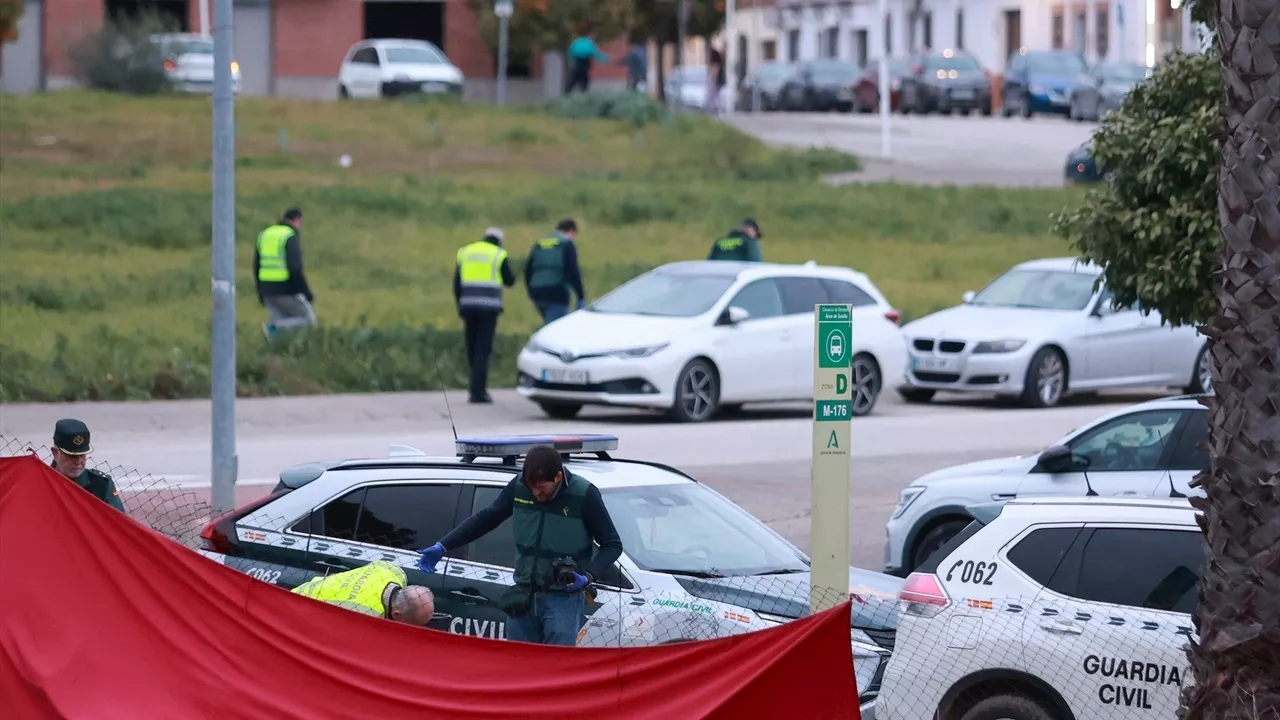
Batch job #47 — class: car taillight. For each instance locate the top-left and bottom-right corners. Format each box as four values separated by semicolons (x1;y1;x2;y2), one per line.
884;309;901;326
163;59;177;71
910;65;922;74
899;572;950;618
199;491;287;555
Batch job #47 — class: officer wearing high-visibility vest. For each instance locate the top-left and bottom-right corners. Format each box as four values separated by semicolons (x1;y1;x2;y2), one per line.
525;218;587;325
453;227;517;404
254;207;315;341
707;218;764;262
417;445;623;646
291;561;436;625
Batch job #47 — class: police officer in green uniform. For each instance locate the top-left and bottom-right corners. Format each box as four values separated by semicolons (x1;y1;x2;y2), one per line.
416;445;623;646
453;227;517;404
525;218;587;325
254;207;315;342
50;419;125;512
707;218;764;262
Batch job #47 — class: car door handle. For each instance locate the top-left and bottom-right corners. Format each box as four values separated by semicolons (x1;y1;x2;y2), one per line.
1040;619;1084;635
450;589;489;604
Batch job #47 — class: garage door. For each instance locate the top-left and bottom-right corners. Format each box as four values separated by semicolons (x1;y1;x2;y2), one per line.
1;0;43;94
234;0;271;96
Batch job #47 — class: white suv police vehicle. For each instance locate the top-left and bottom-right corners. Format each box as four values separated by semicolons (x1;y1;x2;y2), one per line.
877;496;1202;720
884;395;1208;577
196;434;903;713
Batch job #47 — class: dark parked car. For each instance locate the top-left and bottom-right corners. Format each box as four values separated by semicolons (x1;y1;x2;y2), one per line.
736;62;796;111
1001;49;1089;118
899;50;993;115
852;58;912;113
1065;139;1108;182
1069;61;1151;121
779;60;863;112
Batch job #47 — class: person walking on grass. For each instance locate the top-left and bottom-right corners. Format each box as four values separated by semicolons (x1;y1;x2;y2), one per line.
255;207;315;341
525;218;587;325
566;26;611;93
454;227;517;404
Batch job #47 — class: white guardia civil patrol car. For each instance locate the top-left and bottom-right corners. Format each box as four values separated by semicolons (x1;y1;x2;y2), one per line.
195;434;903;715
876;496;1202;720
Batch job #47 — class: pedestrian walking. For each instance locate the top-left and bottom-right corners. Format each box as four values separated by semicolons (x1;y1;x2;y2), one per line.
292;560;436;625
566;26;611;93
706;46;727;116
49;419;125;512
708;218;764;262
255;207;315;341
454;227;516;404
525;218;587;325
624;36;647;92
416;445;623;646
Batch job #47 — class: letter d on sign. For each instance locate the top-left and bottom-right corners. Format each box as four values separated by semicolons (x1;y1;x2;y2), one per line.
835;373;848;396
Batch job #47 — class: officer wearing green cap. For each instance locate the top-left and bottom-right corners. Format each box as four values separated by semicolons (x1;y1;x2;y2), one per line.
51;419;125;512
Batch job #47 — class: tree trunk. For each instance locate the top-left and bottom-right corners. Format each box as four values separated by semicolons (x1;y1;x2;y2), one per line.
1181;0;1280;717
656;40;667;102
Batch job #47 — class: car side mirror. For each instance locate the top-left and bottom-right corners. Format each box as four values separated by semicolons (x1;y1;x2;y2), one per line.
718;306;750;326
1036;444;1085;474
961;290;976;304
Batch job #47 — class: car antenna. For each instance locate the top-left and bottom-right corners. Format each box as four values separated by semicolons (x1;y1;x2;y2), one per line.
430;352;458;442
1152;426;1188;499
1082;462;1098;497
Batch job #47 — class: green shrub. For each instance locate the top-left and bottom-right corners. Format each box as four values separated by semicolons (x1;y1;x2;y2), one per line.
67;12;176;95
545;90;667;126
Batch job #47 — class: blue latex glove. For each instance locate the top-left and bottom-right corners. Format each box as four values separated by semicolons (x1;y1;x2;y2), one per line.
564;572;590;592
576;299;585;310
417;542;445;573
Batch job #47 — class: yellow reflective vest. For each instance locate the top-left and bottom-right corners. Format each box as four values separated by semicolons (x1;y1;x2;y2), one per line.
256;224;295;283
456;240;509;311
290;561;407;618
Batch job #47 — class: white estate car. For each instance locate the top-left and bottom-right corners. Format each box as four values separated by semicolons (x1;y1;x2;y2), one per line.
150;33;241;93
196;434;903;716
338;38;464;100
898;257;1210;408
516;260;909;422
877;497;1202;720
884;395;1207;576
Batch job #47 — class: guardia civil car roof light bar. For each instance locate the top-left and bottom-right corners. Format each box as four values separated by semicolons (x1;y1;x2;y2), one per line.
456;434;620;465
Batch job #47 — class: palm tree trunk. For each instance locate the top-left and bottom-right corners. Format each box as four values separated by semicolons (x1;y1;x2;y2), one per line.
1181;0;1280;717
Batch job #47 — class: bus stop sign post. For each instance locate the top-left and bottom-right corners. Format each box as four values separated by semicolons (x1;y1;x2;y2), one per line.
811;303;853;613
495;0;513;106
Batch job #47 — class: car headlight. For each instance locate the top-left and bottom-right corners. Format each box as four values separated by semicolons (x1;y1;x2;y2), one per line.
890;78;901;91
1029;84;1046;95
972;339;1026;353
608;343;668;359
524;339;545;354
891;486;925;519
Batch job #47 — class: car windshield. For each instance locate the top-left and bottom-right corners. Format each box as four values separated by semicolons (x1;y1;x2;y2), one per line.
166;39;213;55
601;483;809;577
588;271;734;317
384;45;447;64
926;54;982;70
1102;63;1149;83
678;66;708;83
754;63;791;80
1026;52;1087;75
810;62;859;81
972;269;1099;310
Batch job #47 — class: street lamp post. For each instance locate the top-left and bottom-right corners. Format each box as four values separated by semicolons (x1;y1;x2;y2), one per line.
495;0;514;105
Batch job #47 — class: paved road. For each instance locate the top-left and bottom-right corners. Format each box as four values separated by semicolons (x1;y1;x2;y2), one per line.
0;387;1168;570
727;111;1099;187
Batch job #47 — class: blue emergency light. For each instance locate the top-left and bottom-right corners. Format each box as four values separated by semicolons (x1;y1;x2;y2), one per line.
455;434;619;464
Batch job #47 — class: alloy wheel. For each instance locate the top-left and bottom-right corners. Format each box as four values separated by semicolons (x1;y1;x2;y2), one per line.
1037;352;1066;406
679;365;717;421
1198;348;1213;393
851;355;882;416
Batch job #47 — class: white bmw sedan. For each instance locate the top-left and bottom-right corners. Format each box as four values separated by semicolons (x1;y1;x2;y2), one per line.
897;257;1211;408
515;260;908;422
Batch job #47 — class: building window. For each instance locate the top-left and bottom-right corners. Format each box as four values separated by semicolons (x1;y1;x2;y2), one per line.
884;13;892;54
823;26;839;58
1073;7;1087;53
762;39;778;61
1052;8;1065;49
1096;4;1110;59
956;8;965;49
854;28;869;66
787;28;800;61
923;11;933;50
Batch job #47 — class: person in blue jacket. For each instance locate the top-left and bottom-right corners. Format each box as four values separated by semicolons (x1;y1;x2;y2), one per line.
567;26;610;93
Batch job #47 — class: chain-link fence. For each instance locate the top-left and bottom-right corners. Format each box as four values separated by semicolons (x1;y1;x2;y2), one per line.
3;435;1208;718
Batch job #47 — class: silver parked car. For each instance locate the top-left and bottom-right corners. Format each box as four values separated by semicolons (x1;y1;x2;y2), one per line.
1069;61;1150;121
897;257;1210;408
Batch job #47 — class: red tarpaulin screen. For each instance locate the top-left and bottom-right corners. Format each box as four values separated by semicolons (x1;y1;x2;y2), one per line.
0;455;862;720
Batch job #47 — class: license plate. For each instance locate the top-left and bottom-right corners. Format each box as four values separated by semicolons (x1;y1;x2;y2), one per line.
913;356;957;372
421;82;447;92
542;368;589;384
951;89;975;100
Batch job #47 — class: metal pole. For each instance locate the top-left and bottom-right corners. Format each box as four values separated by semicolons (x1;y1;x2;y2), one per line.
877;0;891;158
211;0;238;516
724;0;736;116
752;0;762;113
198;0;211;37
497;15;509;105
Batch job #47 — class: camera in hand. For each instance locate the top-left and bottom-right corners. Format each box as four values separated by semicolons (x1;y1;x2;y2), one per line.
551;557;579;587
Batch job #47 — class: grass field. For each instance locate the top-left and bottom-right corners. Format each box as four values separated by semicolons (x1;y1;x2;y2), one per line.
0;91;1078;402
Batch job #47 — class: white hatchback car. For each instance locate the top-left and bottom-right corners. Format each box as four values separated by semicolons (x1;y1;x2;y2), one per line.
898;257;1210;408
151;33;241;94
338;38;464;100
515;260;909;422
884;395;1207;576
877;496;1202;720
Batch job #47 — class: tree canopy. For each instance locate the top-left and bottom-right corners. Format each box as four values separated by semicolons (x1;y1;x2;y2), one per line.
1;0;25;43
1050;50;1221;328
631;0;725;45
465;0;633;59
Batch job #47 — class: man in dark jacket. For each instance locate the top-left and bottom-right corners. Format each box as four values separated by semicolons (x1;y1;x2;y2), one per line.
453;227;517;404
50;419;125;512
416;445;623;646
708;218;764;262
525;218;587;325
254;207;315;341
